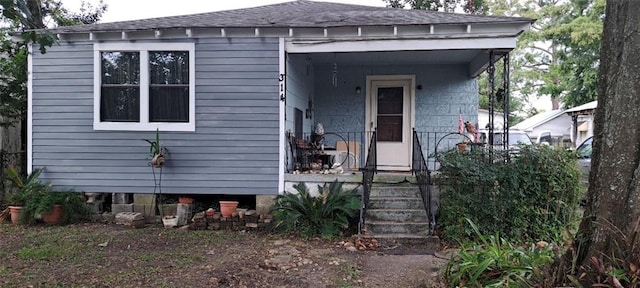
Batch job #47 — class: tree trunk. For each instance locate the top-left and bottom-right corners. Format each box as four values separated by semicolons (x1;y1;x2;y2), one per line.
567;0;640;285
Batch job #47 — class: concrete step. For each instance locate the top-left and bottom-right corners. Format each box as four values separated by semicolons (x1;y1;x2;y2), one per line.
365;221;430;235
369;186;421;198
368;197;425;210
373;174;417;184
371;234;440;249
366;209;428;222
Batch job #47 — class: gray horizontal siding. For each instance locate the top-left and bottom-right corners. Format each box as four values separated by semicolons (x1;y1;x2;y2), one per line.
31;37;280;195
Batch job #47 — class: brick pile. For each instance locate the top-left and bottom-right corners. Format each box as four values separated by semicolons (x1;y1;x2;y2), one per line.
189;209;273;231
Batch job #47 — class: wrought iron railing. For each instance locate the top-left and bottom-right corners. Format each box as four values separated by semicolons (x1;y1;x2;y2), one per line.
285;131;372;173
285;130;486;173
359;130;376;234
412;130;434;234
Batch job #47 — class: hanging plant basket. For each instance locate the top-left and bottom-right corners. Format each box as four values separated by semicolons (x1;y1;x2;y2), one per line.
151;153;166;168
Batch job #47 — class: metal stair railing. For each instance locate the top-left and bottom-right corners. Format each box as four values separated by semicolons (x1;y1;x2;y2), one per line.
412;129;434;234
359;130;376;234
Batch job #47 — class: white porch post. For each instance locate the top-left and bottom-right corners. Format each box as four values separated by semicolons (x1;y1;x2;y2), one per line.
278;38;286;194
27;43;33;174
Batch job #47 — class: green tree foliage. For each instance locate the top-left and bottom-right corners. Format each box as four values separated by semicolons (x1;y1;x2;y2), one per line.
496;0;603;110
0;0;107;127
552;0;604;108
383;0;486;14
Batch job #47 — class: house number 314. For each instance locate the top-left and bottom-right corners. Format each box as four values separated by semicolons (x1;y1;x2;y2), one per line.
279;73;286;101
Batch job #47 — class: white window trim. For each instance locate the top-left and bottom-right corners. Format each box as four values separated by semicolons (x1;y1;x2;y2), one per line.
93;42;196;131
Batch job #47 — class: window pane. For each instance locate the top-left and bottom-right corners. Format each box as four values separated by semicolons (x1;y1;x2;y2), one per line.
101;52;140;84
100;87;140;121
150;87;189;122
149;51;189;84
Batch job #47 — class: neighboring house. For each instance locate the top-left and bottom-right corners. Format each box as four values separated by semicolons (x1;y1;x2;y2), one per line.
478;109;504;130
512;109;572;144
26;1;533;210
565;101;597;147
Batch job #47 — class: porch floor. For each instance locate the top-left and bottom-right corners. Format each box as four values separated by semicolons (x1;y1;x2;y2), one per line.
284;171;418;184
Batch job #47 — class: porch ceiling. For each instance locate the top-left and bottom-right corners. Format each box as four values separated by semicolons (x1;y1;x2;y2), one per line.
307;50;481;65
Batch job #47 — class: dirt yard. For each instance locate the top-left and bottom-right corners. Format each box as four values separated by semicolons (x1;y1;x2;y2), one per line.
0;223;448;287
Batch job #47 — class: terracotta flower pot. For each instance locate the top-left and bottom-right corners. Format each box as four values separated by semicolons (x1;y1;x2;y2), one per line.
219;201;239;218
42;204;64;225
179;197;194;204
9;206;23;225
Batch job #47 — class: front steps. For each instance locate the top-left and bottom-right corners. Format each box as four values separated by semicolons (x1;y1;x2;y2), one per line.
364;174;438;247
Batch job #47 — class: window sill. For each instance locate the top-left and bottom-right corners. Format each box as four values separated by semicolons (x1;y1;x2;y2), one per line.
93;122;195;132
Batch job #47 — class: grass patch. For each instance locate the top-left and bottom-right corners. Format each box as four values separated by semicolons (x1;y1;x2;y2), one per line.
136;252;205;267
17;245;68;261
335;260;361;288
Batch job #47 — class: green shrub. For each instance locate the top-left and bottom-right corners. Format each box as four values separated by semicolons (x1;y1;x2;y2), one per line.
29;190;91;225
270;181;361;239
445;219;556;287
436;145;582;243
6;166;89;225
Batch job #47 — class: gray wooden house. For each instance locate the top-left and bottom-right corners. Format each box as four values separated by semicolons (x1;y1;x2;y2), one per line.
28;1;532;220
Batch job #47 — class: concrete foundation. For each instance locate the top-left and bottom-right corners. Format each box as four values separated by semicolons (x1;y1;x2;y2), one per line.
176;204;193;226
111;204;134;214
256;195;276;216
133;194;157;219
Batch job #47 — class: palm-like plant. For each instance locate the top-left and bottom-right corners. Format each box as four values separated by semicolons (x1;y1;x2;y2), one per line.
143;128;169;167
6;167;48;207
270;180;361;239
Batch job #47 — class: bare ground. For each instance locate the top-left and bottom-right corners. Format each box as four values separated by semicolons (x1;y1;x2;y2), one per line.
0;222;448;288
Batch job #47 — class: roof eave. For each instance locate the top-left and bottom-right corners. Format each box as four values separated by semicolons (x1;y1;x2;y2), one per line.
47;21;530;43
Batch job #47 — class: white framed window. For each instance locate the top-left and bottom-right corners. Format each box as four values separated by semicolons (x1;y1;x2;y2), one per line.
93;42;196;131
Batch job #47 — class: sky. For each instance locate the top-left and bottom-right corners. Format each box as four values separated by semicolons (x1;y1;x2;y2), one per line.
62;0;387;23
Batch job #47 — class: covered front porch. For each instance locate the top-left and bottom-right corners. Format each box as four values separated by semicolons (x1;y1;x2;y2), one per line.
283;48;512;176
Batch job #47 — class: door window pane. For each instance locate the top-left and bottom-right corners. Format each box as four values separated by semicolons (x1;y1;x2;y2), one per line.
377;87;403;114
377;116;403;141
377;87;404;142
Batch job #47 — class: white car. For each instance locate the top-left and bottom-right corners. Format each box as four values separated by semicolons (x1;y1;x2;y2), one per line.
576;136;593;177
478;129;533;149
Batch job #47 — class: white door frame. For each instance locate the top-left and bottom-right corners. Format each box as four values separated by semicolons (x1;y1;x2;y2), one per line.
365;75;416;170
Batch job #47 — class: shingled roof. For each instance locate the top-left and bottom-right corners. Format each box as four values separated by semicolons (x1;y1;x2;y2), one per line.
52;0;534;34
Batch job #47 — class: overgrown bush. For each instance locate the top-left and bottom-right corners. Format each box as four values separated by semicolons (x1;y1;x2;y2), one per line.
445;219;556;287
270;181;361;239
436;145;582;243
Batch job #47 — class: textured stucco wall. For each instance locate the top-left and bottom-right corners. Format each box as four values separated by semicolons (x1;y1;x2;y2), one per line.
313;64;478;168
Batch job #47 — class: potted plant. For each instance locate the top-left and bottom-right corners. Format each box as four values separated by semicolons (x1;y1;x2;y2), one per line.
5;166;89;225
29;190;89;225
5;167;47;225
144;128;169;168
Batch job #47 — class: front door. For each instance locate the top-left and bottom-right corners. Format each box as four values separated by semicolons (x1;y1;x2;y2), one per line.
367;78;414;171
